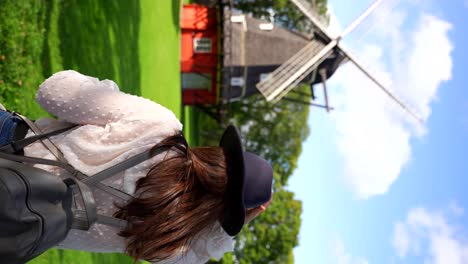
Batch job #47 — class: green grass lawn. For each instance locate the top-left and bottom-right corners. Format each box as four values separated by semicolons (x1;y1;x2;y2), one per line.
0;0;185;263
0;0;182;117
0;0;48;118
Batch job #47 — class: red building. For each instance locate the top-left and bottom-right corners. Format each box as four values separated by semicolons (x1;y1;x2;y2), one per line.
180;4;219;105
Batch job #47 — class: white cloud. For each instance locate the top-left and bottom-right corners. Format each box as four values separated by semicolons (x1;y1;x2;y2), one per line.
392;205;468;264
393;222;410;257
326;5;342;39
332;238;369;264
405;15;453;123
326;5;453;198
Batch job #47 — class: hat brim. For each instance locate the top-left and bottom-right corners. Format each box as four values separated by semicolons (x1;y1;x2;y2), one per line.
219;125;246;236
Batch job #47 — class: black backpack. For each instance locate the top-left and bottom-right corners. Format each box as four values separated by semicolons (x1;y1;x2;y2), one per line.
0;114;169;263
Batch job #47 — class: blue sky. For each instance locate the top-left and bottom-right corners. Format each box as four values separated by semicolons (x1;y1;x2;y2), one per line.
288;0;468;263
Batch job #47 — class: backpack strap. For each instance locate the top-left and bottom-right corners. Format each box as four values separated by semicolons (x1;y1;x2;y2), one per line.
73;210;128;230
0;124;77;154
0;150;76;172
64;178;128;230
15;113;73;162
0;150;133;201
63;178;98;231
81;133;186;186
81;145;172;186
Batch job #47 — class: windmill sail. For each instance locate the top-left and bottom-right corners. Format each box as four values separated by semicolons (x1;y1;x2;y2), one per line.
256;39;335;102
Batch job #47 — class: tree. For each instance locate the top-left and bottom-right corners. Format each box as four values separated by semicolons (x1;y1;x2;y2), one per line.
233;0;329;33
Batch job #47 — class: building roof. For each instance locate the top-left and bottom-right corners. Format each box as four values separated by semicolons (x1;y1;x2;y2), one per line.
224;12;325;67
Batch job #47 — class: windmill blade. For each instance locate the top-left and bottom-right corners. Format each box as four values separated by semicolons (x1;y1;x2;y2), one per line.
291;0;386;40
256;39;335;102
338;0;386;38
354;0;402;43
338;46;423;123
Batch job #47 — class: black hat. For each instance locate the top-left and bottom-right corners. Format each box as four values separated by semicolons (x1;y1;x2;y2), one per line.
219;125;273;236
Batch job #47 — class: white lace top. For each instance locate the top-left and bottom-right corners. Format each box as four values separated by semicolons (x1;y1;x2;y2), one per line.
23;70;234;263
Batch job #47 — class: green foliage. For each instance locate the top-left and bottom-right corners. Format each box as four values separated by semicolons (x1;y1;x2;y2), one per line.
233;0;329;33
236;189;302;264
275;249;295;264
315;0;329;17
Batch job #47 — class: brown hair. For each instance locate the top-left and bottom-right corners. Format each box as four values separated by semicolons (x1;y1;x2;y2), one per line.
114;134;227;262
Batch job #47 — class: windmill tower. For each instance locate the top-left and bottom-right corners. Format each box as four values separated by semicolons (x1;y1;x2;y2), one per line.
255;0;422;122
220;6;346;111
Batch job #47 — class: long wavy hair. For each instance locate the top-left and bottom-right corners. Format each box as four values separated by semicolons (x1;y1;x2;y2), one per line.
114;134;228;262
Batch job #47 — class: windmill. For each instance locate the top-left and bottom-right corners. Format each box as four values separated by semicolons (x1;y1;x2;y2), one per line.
255;0;422;123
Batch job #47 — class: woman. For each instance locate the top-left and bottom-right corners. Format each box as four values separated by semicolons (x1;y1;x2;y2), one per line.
18;70;273;263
